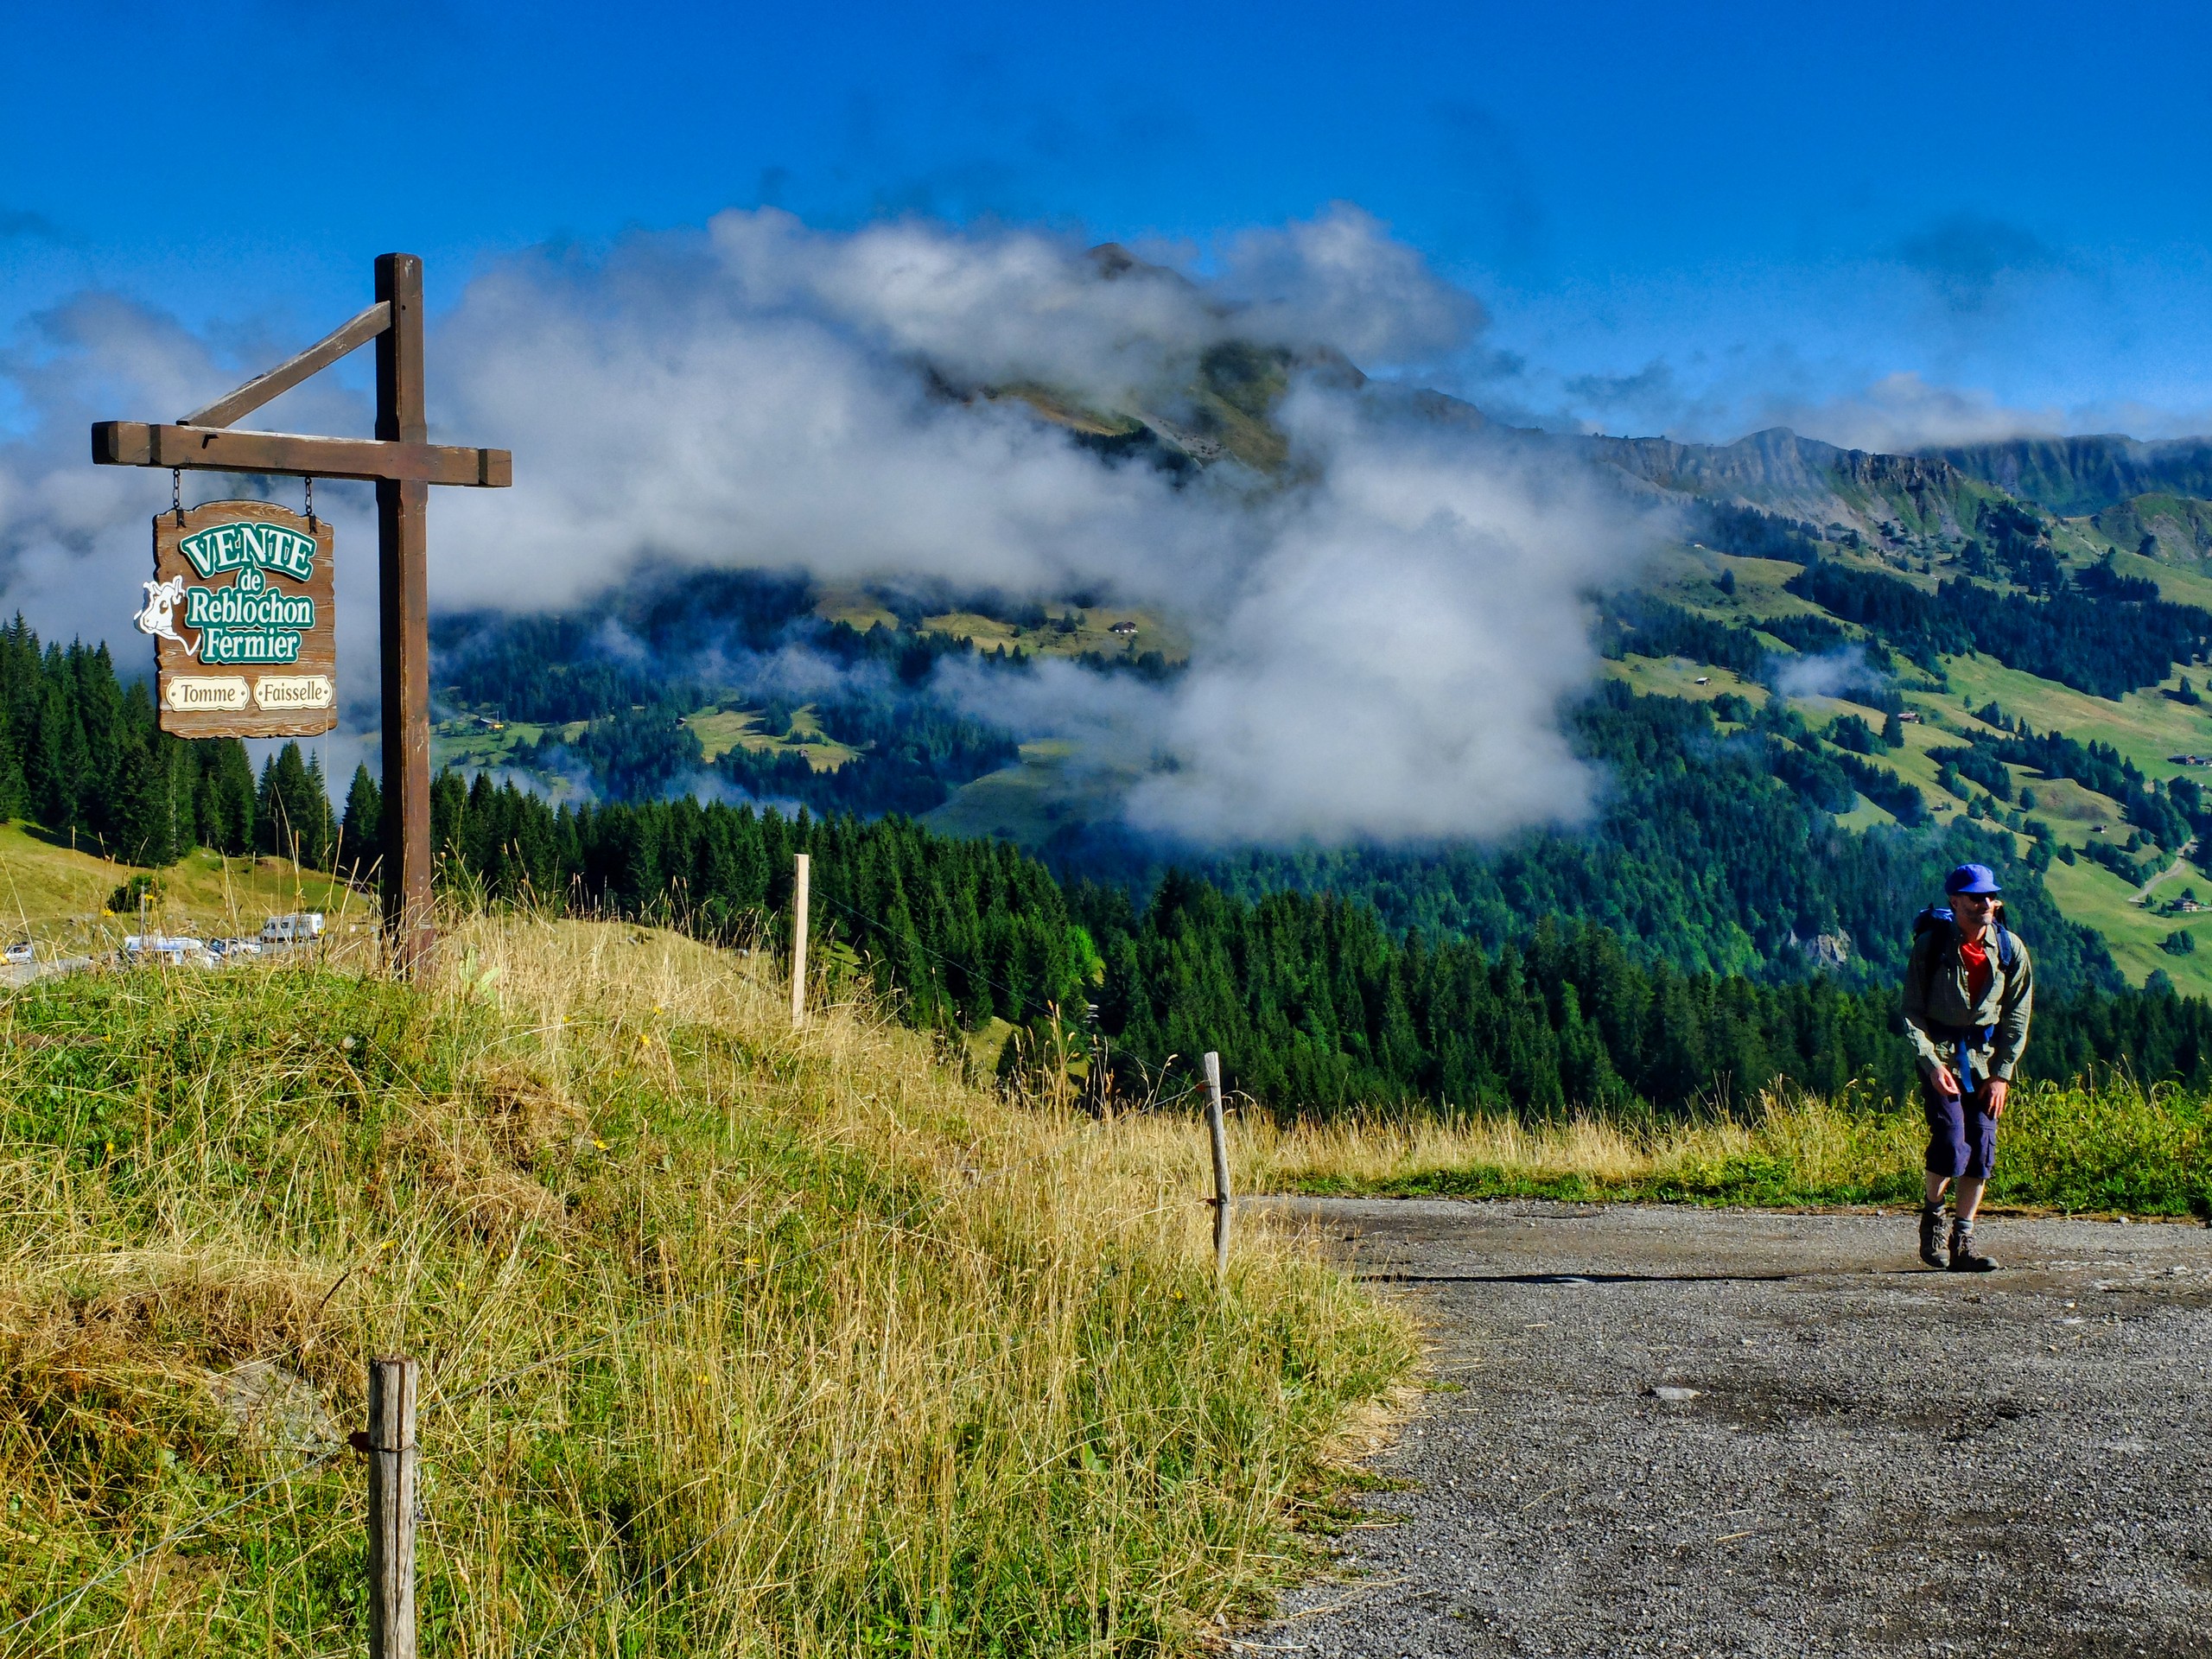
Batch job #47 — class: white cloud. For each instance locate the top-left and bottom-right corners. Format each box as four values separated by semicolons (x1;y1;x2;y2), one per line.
2;207;1649;846
1761;372;2066;454
1215;204;1488;368
1122;386;1631;842
0;293;381;719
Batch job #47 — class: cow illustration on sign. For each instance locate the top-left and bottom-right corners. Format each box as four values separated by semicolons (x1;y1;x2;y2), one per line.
134;574;192;651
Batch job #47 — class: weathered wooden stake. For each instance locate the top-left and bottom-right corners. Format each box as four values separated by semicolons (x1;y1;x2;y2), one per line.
365;1357;418;1659
791;853;811;1028
1203;1051;1232;1279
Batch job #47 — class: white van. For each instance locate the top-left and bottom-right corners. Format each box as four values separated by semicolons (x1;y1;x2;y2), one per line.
260;912;327;945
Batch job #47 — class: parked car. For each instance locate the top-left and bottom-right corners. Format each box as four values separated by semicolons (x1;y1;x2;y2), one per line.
124;935;212;967
3;940;33;965
260;912;326;944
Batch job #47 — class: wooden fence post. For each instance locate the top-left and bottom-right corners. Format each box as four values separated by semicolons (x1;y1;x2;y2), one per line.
1203;1051;1232;1279
365;1357;418;1659
790;853;810;1029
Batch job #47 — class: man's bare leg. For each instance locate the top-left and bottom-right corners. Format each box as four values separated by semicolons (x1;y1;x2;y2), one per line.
1954;1176;1986;1224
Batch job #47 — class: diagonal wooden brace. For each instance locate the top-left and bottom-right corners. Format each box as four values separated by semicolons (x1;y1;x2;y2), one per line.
181;300;391;429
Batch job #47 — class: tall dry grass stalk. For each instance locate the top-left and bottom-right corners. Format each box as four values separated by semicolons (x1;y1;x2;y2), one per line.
1246;1077;2209;1217
0;913;1414;1657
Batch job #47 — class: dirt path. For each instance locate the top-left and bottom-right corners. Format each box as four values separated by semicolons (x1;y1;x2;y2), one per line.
1256;1198;2212;1658
2133;836;2198;903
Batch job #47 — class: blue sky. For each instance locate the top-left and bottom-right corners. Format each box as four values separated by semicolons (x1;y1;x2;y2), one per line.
6;0;2211;444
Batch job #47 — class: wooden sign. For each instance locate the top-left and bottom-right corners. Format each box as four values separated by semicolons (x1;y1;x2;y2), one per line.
135;499;336;737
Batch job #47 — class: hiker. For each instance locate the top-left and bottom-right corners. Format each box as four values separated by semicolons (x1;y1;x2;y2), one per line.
1902;863;2033;1272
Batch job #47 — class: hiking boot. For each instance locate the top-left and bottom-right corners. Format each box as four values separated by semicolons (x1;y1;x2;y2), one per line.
1919;1205;1948;1268
1948;1220;1999;1273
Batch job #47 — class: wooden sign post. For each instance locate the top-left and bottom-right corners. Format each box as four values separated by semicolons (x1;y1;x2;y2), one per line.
92;254;511;973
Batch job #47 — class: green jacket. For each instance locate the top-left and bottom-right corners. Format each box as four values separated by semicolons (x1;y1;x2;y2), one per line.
1901;919;2034;1084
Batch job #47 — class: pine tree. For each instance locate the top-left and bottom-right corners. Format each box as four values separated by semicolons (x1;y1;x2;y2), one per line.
342;764;383;875
113;732;179;867
257;742;334;868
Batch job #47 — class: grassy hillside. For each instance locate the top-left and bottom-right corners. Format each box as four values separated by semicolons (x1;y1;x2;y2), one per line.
923;739;1143;848
919;606;1189;667
0;823;360;957
1590;636;2212;994
1934;653;2212;785
682;702;860;772
0;915;1414;1656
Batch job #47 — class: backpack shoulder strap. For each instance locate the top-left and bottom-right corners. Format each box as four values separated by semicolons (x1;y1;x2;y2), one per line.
1993;925;2019;970
1912;915;1948;1001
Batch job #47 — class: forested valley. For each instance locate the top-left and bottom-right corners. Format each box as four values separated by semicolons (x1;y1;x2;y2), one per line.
14;606;2212;1120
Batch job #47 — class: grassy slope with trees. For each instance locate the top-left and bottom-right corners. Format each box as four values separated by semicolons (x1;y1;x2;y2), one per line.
22;601;2212;1128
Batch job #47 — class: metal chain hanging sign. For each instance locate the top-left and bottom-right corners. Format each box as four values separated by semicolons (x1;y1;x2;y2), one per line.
92;254;512;972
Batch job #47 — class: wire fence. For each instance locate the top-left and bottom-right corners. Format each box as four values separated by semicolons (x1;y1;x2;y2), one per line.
0;1102;1135;1656
2;870;1234;1656
0;1450;347;1653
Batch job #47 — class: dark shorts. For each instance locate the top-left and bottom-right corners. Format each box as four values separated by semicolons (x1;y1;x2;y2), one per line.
1923;1081;1999;1180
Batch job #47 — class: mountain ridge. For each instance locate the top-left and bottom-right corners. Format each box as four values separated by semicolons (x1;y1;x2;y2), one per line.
1926;435;2212;517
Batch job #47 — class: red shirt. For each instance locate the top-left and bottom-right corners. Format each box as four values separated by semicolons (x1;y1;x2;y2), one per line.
1958;933;1994;1006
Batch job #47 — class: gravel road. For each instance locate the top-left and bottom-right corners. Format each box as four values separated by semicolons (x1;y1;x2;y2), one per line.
1256;1199;2212;1658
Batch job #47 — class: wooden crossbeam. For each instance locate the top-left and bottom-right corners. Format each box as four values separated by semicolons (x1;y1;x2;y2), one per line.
92;420;511;486
181;301;392;429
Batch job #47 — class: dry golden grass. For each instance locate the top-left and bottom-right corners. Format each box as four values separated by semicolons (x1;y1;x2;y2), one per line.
1243;1078;2209;1217
0;914;1414;1657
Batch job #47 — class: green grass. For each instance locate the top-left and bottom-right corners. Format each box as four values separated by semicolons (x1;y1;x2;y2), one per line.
1601;655;1769;706
920;607;1188;666
682;703;859;772
924;740;1141;849
1831;796;1899;834
1246;1080;2212;1218
0;915;1413;1657
2105;545;2212;610
1936;652;2212;786
430;716;577;775
1643;548;1834;623
0;823;362;957
811;584;904;633
2041;854;2212;995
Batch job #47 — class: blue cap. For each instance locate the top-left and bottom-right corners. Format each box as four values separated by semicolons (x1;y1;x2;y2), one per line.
1944;862;2001;895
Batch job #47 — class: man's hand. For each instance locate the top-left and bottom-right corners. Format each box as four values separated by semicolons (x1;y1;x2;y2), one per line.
1984;1077;2009;1118
1929;1064;1961;1098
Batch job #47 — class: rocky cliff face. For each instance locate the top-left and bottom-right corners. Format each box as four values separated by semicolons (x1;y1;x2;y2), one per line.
1583;427;1980;538
2094;493;2212;559
1586;428;1850;512
1929;435;2212;517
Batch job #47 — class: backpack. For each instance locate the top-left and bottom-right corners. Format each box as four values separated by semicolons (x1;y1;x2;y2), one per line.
1911;905;2019;970
1912;907;2018;1054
